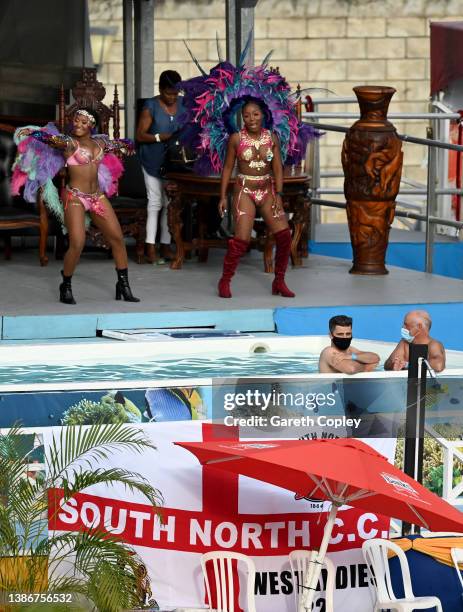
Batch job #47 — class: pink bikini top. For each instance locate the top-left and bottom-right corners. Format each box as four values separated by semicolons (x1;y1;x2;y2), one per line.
66;139;104;166
237;128;273;163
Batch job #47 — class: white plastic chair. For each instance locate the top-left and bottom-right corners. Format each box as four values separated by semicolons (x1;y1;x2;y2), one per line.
451;547;463;592
362;538;443;611
200;551;256;612
289;549;335;612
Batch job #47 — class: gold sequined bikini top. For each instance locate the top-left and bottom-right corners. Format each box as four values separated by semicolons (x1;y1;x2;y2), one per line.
237;128;274;170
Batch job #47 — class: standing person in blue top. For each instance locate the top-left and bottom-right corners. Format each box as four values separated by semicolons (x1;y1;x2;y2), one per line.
136;70;184;264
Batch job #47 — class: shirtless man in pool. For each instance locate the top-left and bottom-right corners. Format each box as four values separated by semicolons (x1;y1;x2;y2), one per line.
319;315;380;374
384;310;446;373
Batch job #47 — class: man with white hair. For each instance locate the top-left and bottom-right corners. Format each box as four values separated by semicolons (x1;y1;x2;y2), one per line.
384;310;446;372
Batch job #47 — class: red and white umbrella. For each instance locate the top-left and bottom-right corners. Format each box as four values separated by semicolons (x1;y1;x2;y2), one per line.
176;437;463;610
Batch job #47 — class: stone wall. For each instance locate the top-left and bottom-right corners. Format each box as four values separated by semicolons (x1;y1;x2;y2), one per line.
89;0;463;222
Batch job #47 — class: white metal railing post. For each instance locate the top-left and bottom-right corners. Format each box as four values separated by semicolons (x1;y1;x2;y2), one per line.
434;100;451;233
423;425;463;506
442;446;453;502
425;125;437;273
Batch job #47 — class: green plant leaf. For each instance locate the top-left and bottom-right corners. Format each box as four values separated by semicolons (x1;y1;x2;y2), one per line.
60;467;163;508
1;424;162;611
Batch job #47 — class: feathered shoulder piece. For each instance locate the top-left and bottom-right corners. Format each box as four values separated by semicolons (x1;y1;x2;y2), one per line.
11;123;65;224
179;43;321;175
92;135;126;198
11;127;131;223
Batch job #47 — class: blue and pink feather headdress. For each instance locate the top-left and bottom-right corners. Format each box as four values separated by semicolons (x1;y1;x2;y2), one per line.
179;42;321;175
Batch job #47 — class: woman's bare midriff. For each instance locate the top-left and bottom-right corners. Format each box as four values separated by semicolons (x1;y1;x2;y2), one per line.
236;158;271;178
66;164;100;194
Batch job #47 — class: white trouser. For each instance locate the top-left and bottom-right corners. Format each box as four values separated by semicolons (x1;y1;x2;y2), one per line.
142;168;170;245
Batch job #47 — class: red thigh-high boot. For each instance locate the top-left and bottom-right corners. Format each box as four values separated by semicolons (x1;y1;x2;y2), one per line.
272;228;295;297
218;237;249;298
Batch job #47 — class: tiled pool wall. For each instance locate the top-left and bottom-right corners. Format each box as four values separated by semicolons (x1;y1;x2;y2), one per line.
273;303;463;351
1;303;462;351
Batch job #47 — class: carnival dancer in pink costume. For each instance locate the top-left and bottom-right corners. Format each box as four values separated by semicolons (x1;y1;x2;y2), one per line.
179;44;320;298
12;109;139;304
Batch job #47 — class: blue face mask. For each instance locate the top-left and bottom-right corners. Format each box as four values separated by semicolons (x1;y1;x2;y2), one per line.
401;327;415;343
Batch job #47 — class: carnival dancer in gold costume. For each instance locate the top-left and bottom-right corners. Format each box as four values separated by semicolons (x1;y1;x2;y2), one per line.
178;48;319;298
217;98;294;298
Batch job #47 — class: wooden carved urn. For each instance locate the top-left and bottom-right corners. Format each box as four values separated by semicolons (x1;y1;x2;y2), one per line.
341;86;403;274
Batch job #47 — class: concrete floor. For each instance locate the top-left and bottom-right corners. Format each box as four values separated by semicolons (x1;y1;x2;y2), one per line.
1;246;462;316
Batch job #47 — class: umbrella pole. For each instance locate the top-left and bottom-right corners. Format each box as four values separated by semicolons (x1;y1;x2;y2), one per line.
301;502;340;612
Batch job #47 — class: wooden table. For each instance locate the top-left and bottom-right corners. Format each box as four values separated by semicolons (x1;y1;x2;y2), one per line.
164;168;311;271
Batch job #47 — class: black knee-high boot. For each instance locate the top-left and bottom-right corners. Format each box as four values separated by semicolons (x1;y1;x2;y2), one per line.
59;271;76;305
115;268;140;302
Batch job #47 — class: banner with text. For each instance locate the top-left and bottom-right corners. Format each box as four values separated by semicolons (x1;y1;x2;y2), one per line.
46;420;396;611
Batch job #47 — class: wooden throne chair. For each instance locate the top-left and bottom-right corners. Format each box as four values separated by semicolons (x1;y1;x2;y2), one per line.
55;68;146;263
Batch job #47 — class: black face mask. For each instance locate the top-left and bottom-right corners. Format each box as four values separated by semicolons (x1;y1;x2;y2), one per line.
332;336;352;351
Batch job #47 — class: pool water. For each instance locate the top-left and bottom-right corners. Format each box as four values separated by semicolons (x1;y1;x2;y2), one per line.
0;352;321;385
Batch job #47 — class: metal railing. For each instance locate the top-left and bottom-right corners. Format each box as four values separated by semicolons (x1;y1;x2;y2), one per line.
303;97;463;273
425;423;463;506
304;112;461;120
